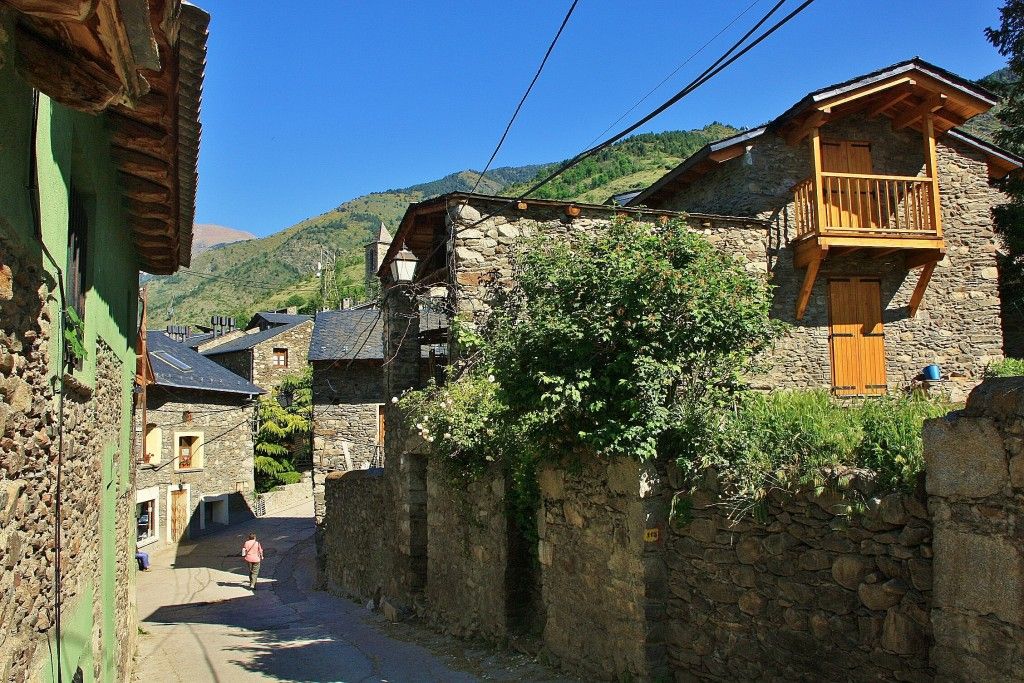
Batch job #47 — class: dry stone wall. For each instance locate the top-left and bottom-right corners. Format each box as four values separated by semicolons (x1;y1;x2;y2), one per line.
925;377;1024;682
425;459;508;640
667;472;933;682
648;114;1005;400
322;468;390;603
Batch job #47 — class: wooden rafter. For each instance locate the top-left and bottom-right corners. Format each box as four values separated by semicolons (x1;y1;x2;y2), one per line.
786;111;827;146
865;82;916;118
893;93;947;130
796;248;825;320
908;261;937;317
814;76;916;112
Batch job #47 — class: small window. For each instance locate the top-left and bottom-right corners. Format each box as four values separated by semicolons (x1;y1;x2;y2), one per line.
143;424;161;465
136;498;157;543
175;433;203;470
183;411;192;424
272;347;288;368
67;189;88;322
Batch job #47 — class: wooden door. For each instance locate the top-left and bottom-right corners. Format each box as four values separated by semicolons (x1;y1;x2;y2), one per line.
821;140;874;229
171;489;189;541
828;278;887;396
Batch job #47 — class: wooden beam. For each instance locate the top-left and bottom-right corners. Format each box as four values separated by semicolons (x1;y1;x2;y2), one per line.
111;145;171;184
786;111;827;146
872;247;902;259
819;236;945;251
119;171;171;203
829;246;861;257
810;126;825;234
866;83;916;118
708;145;746;163
921;113;944;238
108;112;172;157
908;261;937;317
815;76;915;112
13;20;122;112
796;250;824;320
1;0;97;21
905;248;944;269
893;93;946;130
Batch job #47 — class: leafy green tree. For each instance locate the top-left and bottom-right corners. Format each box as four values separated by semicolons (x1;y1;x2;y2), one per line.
987;3;1024;317
254;368;312;491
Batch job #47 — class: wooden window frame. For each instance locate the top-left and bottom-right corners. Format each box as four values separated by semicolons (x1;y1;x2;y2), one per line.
272;347;289;368
143;423;162;465
173;430;204;470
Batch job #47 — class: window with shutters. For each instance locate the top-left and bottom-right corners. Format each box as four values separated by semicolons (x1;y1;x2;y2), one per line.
273;347;288;367
828;278;887;396
67;189;89;320
174;432;204;470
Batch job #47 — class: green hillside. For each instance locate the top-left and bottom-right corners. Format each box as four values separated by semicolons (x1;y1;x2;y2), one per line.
145;127;741;327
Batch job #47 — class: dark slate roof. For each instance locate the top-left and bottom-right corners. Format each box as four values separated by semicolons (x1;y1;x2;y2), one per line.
309;309;384;361
247;311;312;330
184;331;215;349
202;320;309;356
147;332;264;396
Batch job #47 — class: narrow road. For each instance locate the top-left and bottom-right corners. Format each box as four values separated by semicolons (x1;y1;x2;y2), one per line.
134;500;569;682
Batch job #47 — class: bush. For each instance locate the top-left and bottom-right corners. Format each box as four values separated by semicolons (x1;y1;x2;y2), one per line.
986;357;1024;377
673;390;954;516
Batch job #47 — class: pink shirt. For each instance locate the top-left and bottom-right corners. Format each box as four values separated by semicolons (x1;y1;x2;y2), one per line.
242;539;263;563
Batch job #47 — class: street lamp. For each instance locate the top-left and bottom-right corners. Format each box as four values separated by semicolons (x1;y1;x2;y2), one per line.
390;244;418;283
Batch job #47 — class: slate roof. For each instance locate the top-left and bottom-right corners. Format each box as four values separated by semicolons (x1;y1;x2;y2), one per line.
184;331;215;348
247;311;312;329
202;320;309;356
147;332;264;396
308;309;384;361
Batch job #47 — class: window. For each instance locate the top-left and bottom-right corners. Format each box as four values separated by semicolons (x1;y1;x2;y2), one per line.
828;278;887;396
174;432;204;470
67;189;89;322
143;424;162;464
136;498;156;543
183;411;192;424
272;347;288;368
377;404;386;446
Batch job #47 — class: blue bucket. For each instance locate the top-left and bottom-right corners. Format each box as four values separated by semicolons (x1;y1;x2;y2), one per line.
923;364;942;381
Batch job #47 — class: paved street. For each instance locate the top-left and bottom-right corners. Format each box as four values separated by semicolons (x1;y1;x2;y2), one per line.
134;499;569;682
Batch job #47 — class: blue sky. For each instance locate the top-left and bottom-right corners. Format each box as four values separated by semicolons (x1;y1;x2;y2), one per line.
194;0;1008;237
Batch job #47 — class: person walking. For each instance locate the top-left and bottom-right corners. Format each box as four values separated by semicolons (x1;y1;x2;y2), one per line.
242;532;264;590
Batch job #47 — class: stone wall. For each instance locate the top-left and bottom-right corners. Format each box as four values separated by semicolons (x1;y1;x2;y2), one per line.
924;377;1024;682
311;360;384;527
648;114;1005;401
425;459;508;640
537;457;652;680
667;472;933;682
136;387;256;545
257;474;312;516
322;468;391;603
0;227;137;681
206;348;251;382
252;320;313;389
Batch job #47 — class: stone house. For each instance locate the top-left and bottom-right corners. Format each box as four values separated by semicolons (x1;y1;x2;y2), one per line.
0;1;207;681
307;308;386;557
627;58;1021;400
137;332;262;549
201;315;313;390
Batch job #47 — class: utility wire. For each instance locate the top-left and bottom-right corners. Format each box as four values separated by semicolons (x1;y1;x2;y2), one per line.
469;0;581;195
583;0;763;148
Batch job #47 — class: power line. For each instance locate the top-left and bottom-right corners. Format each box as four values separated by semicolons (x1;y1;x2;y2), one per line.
583;0;764;148
469;0;582;195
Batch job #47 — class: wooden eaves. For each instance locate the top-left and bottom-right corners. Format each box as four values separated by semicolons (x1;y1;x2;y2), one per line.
3;0;208;274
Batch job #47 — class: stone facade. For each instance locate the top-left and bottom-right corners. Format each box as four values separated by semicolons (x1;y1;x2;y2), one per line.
135;387;256;547
645;114;1006;400
252;321;312;389
924;377;1024;682
311;361;384;527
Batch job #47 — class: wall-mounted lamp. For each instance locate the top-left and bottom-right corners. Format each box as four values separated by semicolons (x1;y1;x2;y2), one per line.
516;200;528;211
389;244;418;283
565;205;581;218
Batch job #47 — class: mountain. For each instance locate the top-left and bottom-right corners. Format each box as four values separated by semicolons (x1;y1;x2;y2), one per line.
191;223;255;256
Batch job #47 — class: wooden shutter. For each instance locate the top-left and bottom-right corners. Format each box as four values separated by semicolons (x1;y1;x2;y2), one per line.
821;140;874;230
828;278;886;396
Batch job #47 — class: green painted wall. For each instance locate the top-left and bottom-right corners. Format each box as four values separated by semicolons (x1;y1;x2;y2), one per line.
1;12;141;682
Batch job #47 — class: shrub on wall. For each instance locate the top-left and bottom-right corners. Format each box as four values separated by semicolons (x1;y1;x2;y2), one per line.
986;357;1024;377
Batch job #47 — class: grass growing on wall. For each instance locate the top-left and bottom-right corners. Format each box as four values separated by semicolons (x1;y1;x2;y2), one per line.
986;357;1024;377
673;390;953;516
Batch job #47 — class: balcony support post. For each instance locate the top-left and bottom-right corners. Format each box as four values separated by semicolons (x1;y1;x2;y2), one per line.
810;126;826;235
795;246;826;321
922;113;943;237
909;260;937;317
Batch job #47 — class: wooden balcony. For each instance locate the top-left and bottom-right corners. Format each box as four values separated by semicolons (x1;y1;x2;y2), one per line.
793;173;942;240
791;170;945;321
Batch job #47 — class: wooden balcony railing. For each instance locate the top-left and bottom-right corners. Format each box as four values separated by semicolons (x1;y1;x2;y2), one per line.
794;173;940;239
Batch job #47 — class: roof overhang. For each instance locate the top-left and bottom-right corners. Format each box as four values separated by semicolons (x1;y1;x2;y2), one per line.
4;0;208;274
629;58;1020;207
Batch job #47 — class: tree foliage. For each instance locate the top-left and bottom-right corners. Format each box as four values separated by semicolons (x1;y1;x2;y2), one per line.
987;3;1024;311
254;368;312;491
